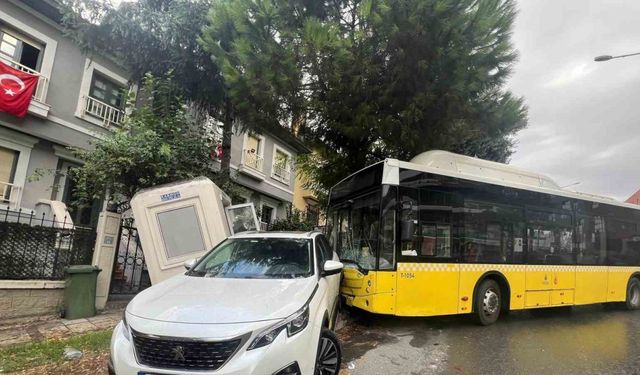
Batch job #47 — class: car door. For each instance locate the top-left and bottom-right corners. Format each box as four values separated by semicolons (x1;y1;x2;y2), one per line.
316;235;341;322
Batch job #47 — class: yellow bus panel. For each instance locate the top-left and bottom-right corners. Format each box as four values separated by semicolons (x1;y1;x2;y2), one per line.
575;267;608;304
550;290;574;305
341;264;640;318
395;263;459;316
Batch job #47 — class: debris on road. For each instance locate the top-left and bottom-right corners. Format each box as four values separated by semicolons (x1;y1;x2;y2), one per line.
63;347;83;360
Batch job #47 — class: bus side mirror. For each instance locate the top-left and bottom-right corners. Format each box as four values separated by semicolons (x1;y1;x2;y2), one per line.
401;220;415;242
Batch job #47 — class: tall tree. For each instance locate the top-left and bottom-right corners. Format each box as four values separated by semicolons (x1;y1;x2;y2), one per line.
70;75;246;207
199;0;307;135
199;0;528;194
59;0;238;175
302;0;528;190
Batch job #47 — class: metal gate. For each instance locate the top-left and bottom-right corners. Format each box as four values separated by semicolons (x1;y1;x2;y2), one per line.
109;219;151;297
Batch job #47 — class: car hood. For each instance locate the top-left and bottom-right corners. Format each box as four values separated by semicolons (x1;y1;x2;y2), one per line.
127;274;317;324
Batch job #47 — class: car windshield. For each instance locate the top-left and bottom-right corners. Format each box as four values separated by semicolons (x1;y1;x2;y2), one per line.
188;238;313;279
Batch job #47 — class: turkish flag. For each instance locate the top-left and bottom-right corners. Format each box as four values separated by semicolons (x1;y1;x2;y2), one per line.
0;61;39;118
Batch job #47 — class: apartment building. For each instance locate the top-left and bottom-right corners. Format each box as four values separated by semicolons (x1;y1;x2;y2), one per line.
0;0;309;229
0;0;130;226
229;126;307;227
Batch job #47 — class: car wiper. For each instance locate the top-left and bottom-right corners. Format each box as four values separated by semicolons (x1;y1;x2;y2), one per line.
186;270;206;277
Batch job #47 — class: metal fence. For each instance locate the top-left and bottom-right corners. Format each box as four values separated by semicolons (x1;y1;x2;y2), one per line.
0;208;97;280
110;219;151;296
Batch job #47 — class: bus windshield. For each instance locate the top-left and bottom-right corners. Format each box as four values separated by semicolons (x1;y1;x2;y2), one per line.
327;190;381;270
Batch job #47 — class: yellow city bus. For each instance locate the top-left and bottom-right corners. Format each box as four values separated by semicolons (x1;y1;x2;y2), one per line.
326;150;640;325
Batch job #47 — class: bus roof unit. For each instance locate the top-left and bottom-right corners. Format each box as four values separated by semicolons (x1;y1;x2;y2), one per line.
403;150;620;206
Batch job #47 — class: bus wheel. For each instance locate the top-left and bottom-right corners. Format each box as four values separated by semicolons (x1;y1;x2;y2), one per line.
475;279;501;325
626;278;640;310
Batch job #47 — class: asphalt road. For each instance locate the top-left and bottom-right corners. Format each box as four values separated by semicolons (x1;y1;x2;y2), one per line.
338;305;640;375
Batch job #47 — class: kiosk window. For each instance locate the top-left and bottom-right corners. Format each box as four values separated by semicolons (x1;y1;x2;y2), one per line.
157;206;206;258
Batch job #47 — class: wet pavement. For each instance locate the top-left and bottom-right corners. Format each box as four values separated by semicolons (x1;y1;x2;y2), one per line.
338;305;640;375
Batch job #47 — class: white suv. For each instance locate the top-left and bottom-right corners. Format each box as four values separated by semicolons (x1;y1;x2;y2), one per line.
109;231;343;375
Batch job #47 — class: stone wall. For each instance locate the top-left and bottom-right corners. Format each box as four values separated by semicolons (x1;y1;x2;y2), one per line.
0;281;65;320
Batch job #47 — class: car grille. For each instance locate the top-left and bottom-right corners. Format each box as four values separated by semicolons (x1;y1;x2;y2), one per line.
131;330;244;371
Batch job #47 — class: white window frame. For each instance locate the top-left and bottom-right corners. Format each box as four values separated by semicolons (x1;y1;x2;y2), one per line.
0;27;44;70
238;133;267;180
0;126;38;210
0;9;56;83
271;144;293;184
51;146;84;202
225;202;261;234
242;133;266;166
0;8;57;115
75;58;130;128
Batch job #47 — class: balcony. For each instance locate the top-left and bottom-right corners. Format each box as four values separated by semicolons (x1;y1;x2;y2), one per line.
0;56;50;118
0;181;21;210
82;95;125;128
272;163;292;184
238;149;265;180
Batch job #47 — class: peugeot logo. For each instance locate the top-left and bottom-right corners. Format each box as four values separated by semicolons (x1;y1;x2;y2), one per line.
171;346;186;361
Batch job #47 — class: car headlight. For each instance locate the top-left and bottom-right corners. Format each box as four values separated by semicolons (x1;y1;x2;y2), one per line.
121;312;132;342
247;304;309;350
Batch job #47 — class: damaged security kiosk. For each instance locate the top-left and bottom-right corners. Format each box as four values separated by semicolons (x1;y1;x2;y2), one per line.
111;177;344;375
130;176;260;284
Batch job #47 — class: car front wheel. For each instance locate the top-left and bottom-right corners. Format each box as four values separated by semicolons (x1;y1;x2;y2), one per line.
314;328;341;375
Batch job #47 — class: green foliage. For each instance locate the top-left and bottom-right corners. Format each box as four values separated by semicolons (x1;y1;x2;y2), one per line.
299;0;528;190
200;0;528;194
269;208;317;231
59;0;240;177
71;75;230;205
60;0;222;109
0;329;112;373
199;0;306;134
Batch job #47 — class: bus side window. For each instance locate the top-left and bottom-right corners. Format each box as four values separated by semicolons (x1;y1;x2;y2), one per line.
399;187;453;259
400;189;419;256
526;210;574;265
607;219;640;266
462;200;523;264
576;215;606;265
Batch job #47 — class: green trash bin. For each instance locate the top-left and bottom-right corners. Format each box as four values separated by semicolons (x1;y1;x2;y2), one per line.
63;265;101;319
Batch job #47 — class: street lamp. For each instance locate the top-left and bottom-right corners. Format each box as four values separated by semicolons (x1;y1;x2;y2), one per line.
594;51;640;62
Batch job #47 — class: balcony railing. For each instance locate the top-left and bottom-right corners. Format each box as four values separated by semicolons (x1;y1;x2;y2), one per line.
0;56;49;103
272;163;291;184
83;95;125;127
0;181;21;210
241;149;264;172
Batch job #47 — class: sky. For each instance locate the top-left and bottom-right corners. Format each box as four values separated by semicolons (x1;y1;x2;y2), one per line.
507;0;640;201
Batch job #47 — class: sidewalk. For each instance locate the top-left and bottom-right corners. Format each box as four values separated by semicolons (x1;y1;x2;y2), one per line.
0;308;123;348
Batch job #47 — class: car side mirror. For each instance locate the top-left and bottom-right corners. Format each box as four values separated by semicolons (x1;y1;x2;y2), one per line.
184;258;198;270
401;220;415;242
322;260;343;277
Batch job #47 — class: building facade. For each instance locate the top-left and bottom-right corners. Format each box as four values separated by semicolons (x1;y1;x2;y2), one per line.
0;0;310;230
293;173;321;224
228;127;307;228
0;0;130;227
